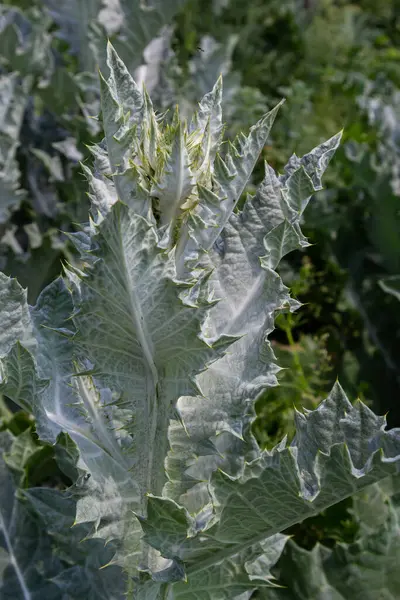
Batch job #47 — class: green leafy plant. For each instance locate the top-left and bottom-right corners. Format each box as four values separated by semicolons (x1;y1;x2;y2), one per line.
0;44;399;599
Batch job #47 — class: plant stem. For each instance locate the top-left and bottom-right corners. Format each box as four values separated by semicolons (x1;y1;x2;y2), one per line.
283;315;308;391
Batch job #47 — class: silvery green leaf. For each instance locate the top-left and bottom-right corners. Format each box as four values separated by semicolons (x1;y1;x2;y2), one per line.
82;144;118;218
30;148;64;182
0;73;30;223
0;429;125;599
43;0;100;71
0;7;53;77
261;479;400;600
0;273;34;356
0;73;29;141
3;428;38;473
141;88;160;171
98;0;124;35
259;542;344;600
262;220;309;270
283;165;314;216
165;133;340;513
115;0;188;71
135;581;166;600
245;535;288;583
0;437;62;599
25;487;127;599
0;225;24;255
319;499;400;599
0;276;141;571
142;384;400;598
379;275;400;301
209;384;399;545
134;26;176;108
102;42;144;130
33;497;124;597
0;342;48;414
23;223;43;250
52;137;84;163
151;121;195;246
188;35;238;101
139;495;196;559
30;278;98;444
98;43;151;217
177;102;283;272
140;494;288;587
31;279;141;567
281;131;343;190
168;555;260;600
351;476;400;531
190;77;224;172
67;201;231;509
167;148;328;505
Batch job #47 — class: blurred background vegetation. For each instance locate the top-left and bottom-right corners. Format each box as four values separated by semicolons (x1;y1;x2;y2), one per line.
0;0;399;565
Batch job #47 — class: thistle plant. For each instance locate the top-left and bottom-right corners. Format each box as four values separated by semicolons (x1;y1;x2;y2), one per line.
0;43;399;599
